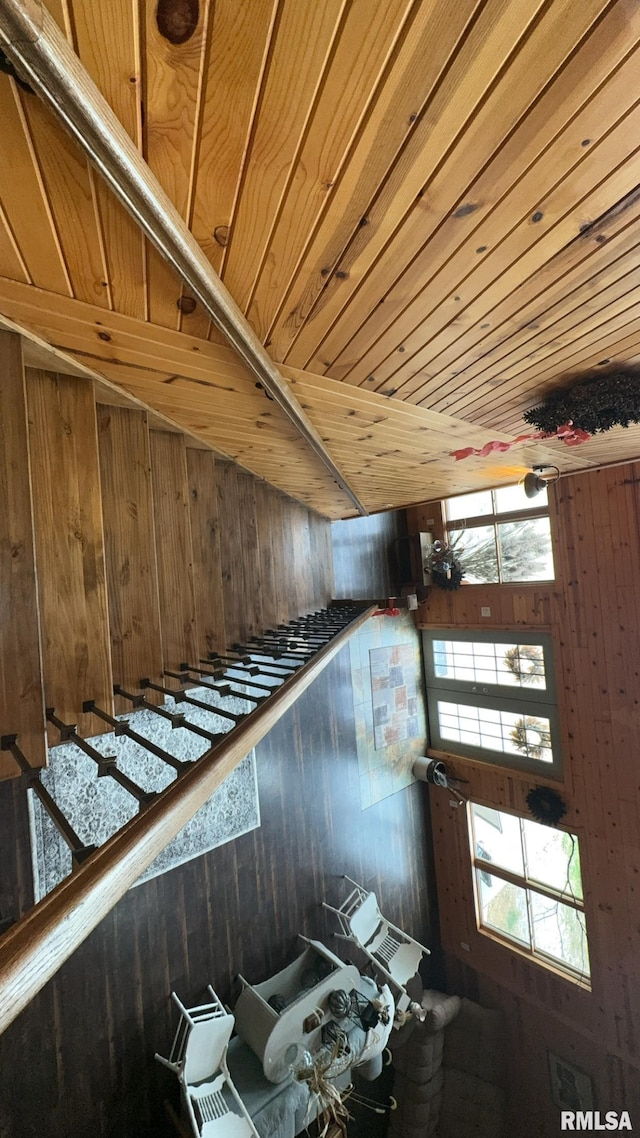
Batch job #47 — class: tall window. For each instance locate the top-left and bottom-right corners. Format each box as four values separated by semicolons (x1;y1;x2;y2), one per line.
444;484;554;583
470;803;590;984
423;630;561;776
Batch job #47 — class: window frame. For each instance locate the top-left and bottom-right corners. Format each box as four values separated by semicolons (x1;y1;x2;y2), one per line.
444;487;554;584
423;629;562;777
468;801;590;986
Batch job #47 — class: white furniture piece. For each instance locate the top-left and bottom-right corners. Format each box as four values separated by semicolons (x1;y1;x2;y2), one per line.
322;876;430;1010
234;937;360;1083
155;986;259;1138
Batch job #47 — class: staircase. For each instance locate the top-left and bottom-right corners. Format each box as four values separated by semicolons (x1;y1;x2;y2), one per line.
0;328;374;1033
0;327;340;777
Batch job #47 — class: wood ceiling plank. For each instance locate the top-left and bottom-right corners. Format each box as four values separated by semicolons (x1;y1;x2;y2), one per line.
263;0;482;362
417;202;640;409
18;91;111;308
0;200;29;285
0;78;72;295
189;0;278;276
71;0;147;320
244;0;415;339
144;0;212;327
386;131;640;404
328;2;640;384
220;0;348;314
435;265;640;414
279;0;603;370
0;276;264;387
365;110;640;402
459;310;640;427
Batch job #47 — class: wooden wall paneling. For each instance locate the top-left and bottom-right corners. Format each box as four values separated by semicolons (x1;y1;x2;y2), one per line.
234;472;263;641
268;490;289;627
265;0;485;363
215;460;246;646
244;0;415;339
0;78;71;294
185;448;226;657
17;93;111;308
254;481;279;632
190;0;278;277
0;333;46;775
71;0;147;321
219;0;347;314
280;497;299;624
143;0;212;327
327;1;640;386
149;430;198;671
285;0;609;372
26;369;113;739
96;405;164;711
426;464;640;1086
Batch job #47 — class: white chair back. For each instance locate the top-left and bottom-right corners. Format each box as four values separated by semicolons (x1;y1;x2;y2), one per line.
183;1013;235;1085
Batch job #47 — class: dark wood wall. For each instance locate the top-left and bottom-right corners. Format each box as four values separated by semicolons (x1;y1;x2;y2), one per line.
415;463;640;1134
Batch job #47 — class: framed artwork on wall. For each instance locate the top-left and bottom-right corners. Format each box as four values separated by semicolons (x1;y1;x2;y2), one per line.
548;1051;594;1111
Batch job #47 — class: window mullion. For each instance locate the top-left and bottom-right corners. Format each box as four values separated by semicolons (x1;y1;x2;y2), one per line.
493;520;503;583
472;858;584;912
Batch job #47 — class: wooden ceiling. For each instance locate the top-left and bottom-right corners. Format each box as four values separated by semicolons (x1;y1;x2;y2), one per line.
1;0;640;516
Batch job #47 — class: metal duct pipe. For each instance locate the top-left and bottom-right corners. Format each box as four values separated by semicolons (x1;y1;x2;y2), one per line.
0;0;367;516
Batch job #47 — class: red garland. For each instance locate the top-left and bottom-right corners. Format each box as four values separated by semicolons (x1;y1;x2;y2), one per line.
450;422;591;461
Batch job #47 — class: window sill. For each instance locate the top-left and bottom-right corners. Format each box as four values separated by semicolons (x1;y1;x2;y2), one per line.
476;925;592;992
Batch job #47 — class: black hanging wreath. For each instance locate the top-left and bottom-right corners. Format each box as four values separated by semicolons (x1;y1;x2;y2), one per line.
429;542;466;591
525;786;567;828
523;367;640;435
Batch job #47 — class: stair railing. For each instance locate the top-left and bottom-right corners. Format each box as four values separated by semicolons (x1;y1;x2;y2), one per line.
0;602;375;1036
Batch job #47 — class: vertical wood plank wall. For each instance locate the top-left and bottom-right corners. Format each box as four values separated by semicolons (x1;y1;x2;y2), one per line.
0;335;45;774
97;406;164;711
415;465;640;1133
186;448;226;658
27;370;113;740
149;431;198;672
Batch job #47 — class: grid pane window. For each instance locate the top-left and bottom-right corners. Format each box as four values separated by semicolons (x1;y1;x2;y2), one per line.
470;804;590;983
433;639;547;690
445;484;554;583
424;631;560;776
437;701;553;763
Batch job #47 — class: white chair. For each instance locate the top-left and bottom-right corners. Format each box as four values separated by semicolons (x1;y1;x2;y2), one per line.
322;875;430;1010
155;986;259;1138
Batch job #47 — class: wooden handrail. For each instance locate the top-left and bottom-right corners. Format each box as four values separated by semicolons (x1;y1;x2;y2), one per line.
0;605;375;1036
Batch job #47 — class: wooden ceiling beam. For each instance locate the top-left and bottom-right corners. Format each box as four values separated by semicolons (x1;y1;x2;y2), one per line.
0;0;368;515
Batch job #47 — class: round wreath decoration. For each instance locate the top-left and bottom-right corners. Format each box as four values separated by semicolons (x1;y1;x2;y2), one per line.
524;367;640;435
510;716;551;761
428;541;466;591
525;786;567;828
